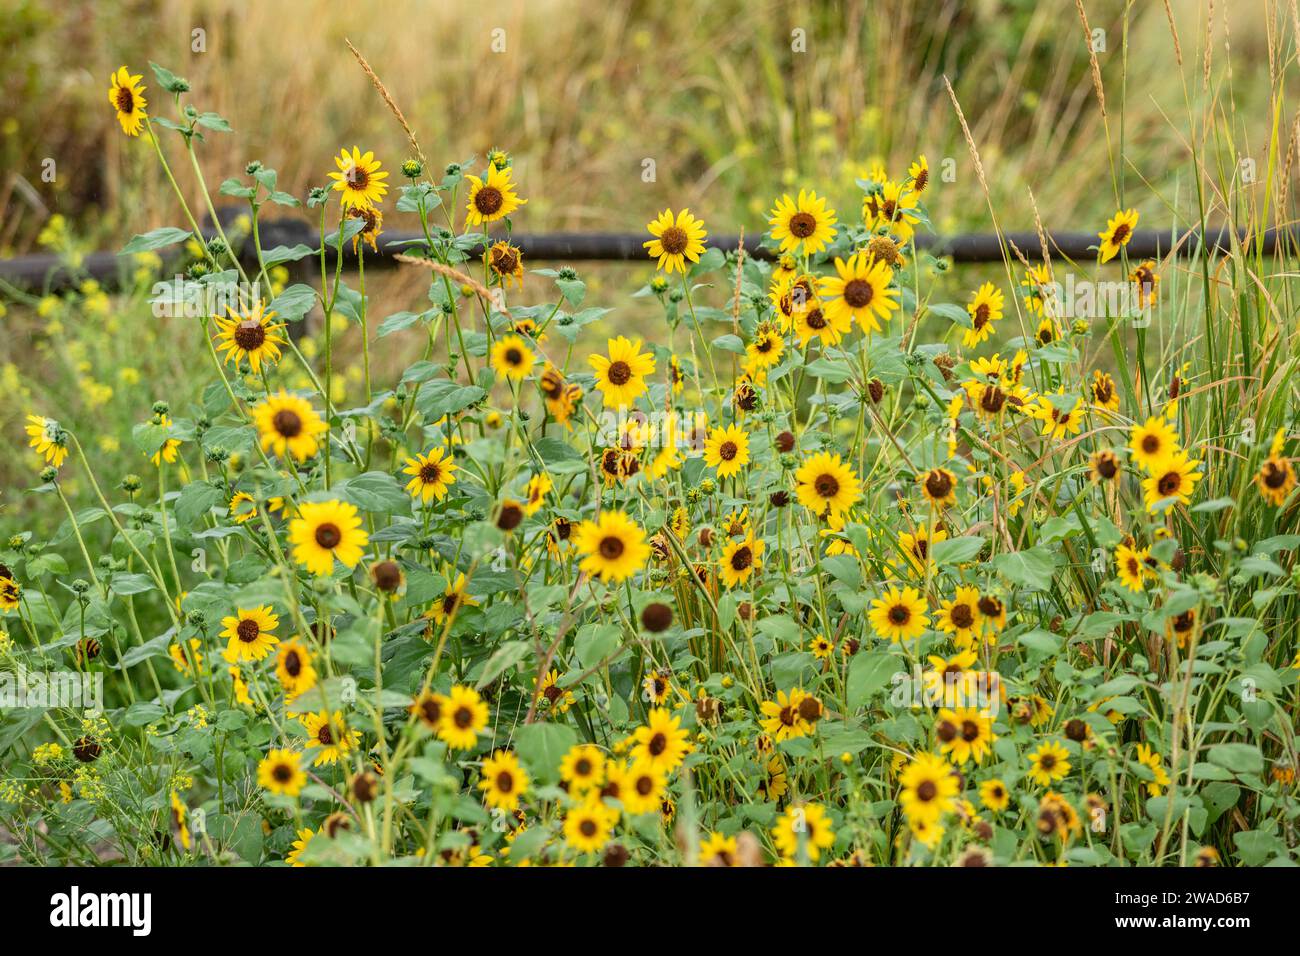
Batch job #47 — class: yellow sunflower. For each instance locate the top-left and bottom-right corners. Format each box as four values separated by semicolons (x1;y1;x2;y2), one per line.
979;778;1011;813
1128;416;1180;472
213;302;285;373
1256;454;1297;506
1098;208;1139;263
253;391;327;462
862;180;922;243
643;208;707;274
1027;740;1071;786
327;146;389;210
564;795;619;854
1031;391;1084;440
1088;370;1121;412
539;363;583;426
573;510;651;583
794;451;862;517
630;707;692;771
963;282;1003;348
718;533;764;589
560;744;606;794
402;447;458;503
479;749;529;811
935;585;982;645
869;585;929;642
1114;543;1152;592
429;572;479;626
257;748;306;797
589;336;655;408
897;752;958;824
228;491;258;524
908;154;931;193
288;499;369;576
936;707;995;766
523;472;553;516
108;66;147;136
301;710;361;766
621;759;667;815
219;605;280;662
490;334;536;381
745;320;786;373
1142;450;1202;512
275;638;317;698
790;294;852;347
286;827;314;866
759;688;813;742
819;251;899;334
703;423;750;478
438;685;489;751
772;803;836;861
768;189;838;255
465;163;527;225
25;415;68;468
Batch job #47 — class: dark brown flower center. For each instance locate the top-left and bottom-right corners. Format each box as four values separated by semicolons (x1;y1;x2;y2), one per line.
236;618;260;643
420;462;442;484
814;474;839;499
1111;223;1130;244
648;732;667;756
950;604;974;629
474;186;503;215
925;470;953;500
1157;471;1181;496
729;546;752;571
789;212;817;238
961;720;980;742
719;440;738;462
659;226;688;255
315;523;342;549
273;763;293;783
1262;460;1288;488
453;706;474;728
234;320;266;350
843;278;874;309
579;819;598;837
419;697;441;725
1142;434;1160;454
283;650;301;676
273;408;302;438
317;724;335;745
115;87;136;113
495;771;515;793
599;535;625;560
607;360;632;386
888;604;910;625
804;308;827;330
916;780;937;801
980;386;1006;413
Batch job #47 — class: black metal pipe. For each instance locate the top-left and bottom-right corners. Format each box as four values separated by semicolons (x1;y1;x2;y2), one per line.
1;221;1291;292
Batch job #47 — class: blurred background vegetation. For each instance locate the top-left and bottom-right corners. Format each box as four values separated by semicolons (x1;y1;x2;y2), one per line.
0;0;1287;513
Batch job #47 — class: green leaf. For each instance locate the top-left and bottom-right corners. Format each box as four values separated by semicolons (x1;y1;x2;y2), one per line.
336;471;409;516
269;283;318;322
931;535;985;566
991;546;1058;591
846;652;897;711
120;227;193;255
575;623;622;668
514;722;578;783
476;641;530;689
415;380;487;420
1206;742;1263;777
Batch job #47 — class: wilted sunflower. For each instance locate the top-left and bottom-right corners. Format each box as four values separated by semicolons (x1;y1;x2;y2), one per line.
328;147;389;210
703;423;750;478
897;753;957;824
1098;208;1139;263
643;207;707;273
26;415;68;468
257;748;306;797
1130;259;1160;308
573;510;650;583
288;499;369;576
490;334;536;381
253;391;327;461
275;638;317;698
589;336;655;408
918;467;957;508
718;533;764;589
794;451;862;517
819;251;899;333
479;749;530;811
402;446;457;503
1142;450;1203;511
486;240;524;288
219;605;280;662
1088;370;1120;412
768;272;819;332
869;585;929;642
465;163;527;225
438;685;489;751
108;66;147;136
1027;740;1071;786
213;303;285;373
301;710;361;766
768;189;838;255
963;282;1003;348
